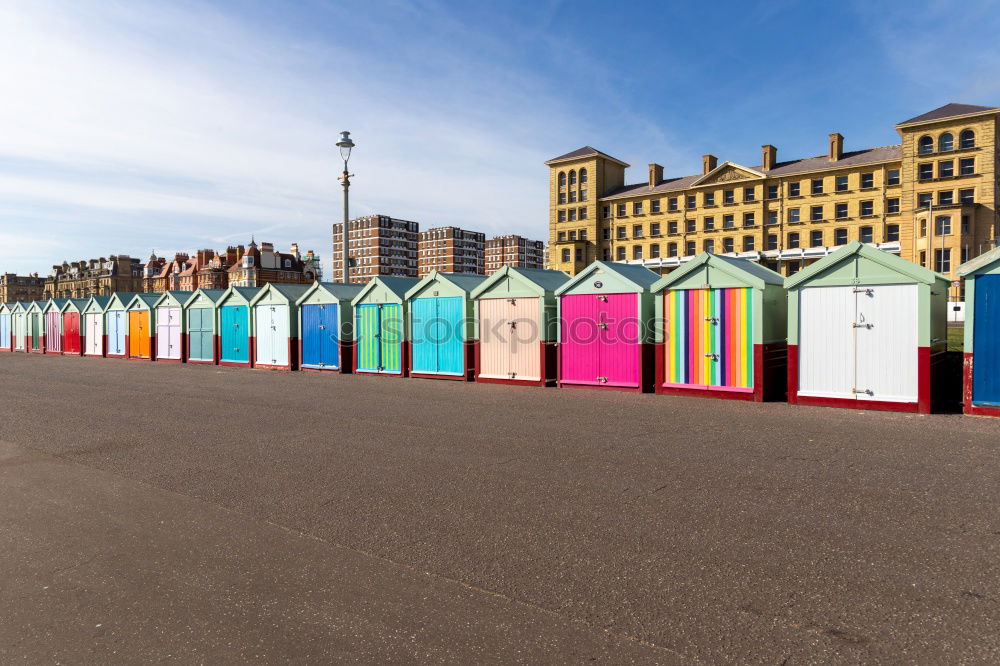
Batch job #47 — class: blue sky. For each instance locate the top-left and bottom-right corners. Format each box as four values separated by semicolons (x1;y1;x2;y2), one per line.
2;0;999;276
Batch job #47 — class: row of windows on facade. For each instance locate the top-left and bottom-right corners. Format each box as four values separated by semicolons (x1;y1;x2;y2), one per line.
557;189;587;204
598;170;902;216
917;130;976;155
917;157;976;181
556;168;588;189
559;226;898;264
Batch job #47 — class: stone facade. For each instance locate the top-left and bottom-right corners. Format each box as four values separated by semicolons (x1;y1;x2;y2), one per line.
0;273;45;303
484;235;546;274
418;226;486;276
547;103;1000;300
43;256;143;299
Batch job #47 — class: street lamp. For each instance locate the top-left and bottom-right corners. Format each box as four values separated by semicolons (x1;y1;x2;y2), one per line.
336;130;355;283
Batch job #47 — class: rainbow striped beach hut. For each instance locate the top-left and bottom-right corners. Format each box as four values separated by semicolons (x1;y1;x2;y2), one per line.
652;253;787;402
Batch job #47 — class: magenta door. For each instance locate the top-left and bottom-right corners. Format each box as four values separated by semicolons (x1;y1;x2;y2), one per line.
560;294;600;384
599;293;640;387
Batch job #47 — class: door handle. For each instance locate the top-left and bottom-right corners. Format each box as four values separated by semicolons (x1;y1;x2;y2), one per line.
704;353;719;360
704;317;719;324
852;323;873;329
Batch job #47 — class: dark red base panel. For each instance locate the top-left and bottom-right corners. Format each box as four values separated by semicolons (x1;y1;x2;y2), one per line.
963;352;1000;417
653;341;788;402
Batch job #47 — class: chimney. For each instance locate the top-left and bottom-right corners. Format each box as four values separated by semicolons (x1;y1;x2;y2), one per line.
762;144;777;171
702;154;718;174
648;163;663;187
829;133;843;161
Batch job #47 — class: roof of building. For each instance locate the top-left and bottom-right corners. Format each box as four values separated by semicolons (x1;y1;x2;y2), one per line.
545;146;630;167
898;103;999;126
958;245;1000;276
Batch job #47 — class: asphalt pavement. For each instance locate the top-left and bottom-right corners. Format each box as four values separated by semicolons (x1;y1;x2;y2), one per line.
1;352;999;663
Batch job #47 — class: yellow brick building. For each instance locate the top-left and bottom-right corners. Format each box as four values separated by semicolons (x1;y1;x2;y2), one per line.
546;103;1000;299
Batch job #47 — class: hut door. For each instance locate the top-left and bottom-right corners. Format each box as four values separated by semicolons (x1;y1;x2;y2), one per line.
255;305;289;366
853;284;917;402
157;307;181;359
29;314;40;350
596;293;640;388
356;304;380;372
128;311;150;358
664;289;753;390
14;314;24;350
411;297;464;375
220;305;249;363
107;311;125;355
63;313;80;354
559;294;601;385
973;275;1000;405
378;304;402;374
318;304;339;368
0;313;9;349
46;312;62;352
410;298;438;374
85;313;102;355
188;309;213;361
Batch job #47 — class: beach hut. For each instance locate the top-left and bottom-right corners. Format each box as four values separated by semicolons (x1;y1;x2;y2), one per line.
296;282;364;372
216;286;259;367
82;296;111;357
59;299;88;356
554;262;659;392
42;299;68;354
470;267;569;386
786;241;949;414
153;291;191;362
26;301;45;353
124;293;160;361
249;283;311;371
652;253;787;402
11;302;27;352
957;246;1000;416
351;276;421;376
103;293;137;358
0;303;11;351
405;272;487;381
183;289;226;365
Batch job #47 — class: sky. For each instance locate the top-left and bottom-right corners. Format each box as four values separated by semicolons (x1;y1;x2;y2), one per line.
2;0;1000;277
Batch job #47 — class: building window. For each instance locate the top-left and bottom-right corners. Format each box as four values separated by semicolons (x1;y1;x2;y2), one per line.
834;228;848;245
918;135;933;154
667;221;678;234
616;246;626;261
632;246;643;260
685;240;696;256
724;189;734;204
580;230;588;240
705;216;716;230
938;190;954;206
579;208;588;219
789;182;800;197
860;200;874;216
704;239;715;253
602;205;610;219
810;230;823;247
918;193;932;207
920;218;927;237
569;191;577;203
617;204;627;217
579;168;588;184
935;248;951;273
668;197;678;211
558;192;567;204
918;163;933;180
558;210;566;222
766;234;778;250
811;205;824;221
633;202;643;215
744;186;755;202
861;173;874;189
836;175;848;192
887;169;900;186
704;192;715;206
960;129;975;149
558;231;566;241
650;200;661;214
686;195;697;209
602;228;610;240
811;178;823;195
568;170;577;186
939;160;954;178
962;247;970;264
962;215;970;233
558;172;566;187
743;212;755;227
960;157;975;175
887;198;900;213
561;249;570;262
743;235;755;251
959;188;975;204
935;215;952;235
860;226;873;243
668;242;678;257
650;222;660;236
886;224;900;242
685;219;696;233
767;185;779;199
602;249;610;260
723;214;735;229
768;210;778;225
788;208;800;223
568;209;577;221
649;244;660;258
633;224;644;238
568;231;576;241
835;203;848;219
939;133;954;152
787;232;800;249
617;226;627;239
722;237;734;253
580;190;588;201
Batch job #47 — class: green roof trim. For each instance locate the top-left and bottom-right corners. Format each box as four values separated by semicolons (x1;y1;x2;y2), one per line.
295;281;365;305
124;293;161;310
182;288;227;308
249;282;312;307
784;241;947;289
351;276;421;305
554;261;660;296
470;266;570;299
652;253;784;292
404;271;488;300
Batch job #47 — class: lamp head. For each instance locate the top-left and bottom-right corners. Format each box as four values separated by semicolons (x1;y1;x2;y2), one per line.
336;130;355;163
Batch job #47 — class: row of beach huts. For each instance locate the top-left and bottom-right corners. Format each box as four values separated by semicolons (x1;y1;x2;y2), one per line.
4;241;1000;417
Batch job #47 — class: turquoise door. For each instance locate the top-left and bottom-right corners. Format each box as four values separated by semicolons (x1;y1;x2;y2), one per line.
220;304;249;363
188;308;214;361
411;297;464;375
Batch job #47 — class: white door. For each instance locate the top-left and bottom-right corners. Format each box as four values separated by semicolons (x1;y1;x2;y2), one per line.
254;306;272;365
85;313;103;355
156;307;182;359
254;304;288;366
854;284;917;402
798;286;856;399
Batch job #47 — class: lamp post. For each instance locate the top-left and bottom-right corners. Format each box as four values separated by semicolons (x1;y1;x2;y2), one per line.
336;131;355;283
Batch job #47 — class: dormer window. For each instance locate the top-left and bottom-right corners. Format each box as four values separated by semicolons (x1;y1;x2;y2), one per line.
243;256;254;267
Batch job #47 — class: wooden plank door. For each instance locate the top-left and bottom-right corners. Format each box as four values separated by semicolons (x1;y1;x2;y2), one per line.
973;275;1000;406
410;298;437;374
46;312;62;352
220;305;248;363
559;294;601;385
258;304;289;366
301;305;323;368
0;313;9;350
85;313;102;355
157;307;181;359
13;314;24;350
435;297;465;376
379;304;402;374
128;311;150;358
187;308;213;361
854;284;917;402
597;293;639;388
477;298;508;380
107;311;125;355
797;286;856;399
355;304;380;372
318;304;339;368
63;313;80;354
